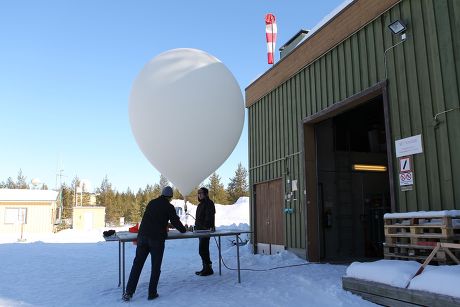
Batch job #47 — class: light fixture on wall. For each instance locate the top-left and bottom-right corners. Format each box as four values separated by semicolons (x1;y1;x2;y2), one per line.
388;20;406;37
384;19;408;79
352;164;387;172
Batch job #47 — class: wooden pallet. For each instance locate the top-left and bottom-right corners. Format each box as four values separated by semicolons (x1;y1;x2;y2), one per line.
384;213;460;264
385;225;460;237
383;249;456;264
384;234;460;245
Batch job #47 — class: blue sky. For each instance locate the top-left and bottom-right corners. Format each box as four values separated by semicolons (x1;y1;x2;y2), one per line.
0;0;344;192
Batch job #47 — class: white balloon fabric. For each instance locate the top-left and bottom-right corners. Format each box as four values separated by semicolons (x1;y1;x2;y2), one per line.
129;48;245;196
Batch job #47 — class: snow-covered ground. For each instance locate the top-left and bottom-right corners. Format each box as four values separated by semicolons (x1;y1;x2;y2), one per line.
0;197;375;307
2;197;458;306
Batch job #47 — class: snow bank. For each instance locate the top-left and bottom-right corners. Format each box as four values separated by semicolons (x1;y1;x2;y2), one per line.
172;196;250;227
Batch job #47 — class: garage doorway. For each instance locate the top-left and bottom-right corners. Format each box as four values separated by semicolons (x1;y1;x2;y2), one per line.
303;82;395;262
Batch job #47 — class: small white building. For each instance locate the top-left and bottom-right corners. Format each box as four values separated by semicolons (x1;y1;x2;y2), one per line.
0;189;59;234
72;206;106;231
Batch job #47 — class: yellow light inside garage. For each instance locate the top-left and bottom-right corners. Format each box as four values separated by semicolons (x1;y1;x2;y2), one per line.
352;164;387;172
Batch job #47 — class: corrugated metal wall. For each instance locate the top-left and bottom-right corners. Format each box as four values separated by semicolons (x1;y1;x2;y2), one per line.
248;0;460;250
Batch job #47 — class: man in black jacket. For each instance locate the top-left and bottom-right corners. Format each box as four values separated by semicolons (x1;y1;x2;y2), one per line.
123;186;186;302
194;187;216;276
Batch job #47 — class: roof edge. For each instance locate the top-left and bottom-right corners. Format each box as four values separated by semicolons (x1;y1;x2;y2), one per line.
245;0;401;107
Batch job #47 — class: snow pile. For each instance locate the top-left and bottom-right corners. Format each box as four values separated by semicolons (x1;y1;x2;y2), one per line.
410;265;460;297
171;197;250;227
215;197;250;227
346;260;420;288
346;260;460;298
384;210;460;219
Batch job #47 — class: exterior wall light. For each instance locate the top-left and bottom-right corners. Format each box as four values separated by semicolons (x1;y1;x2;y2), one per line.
384;20;408;79
388;20;406;35
352;164;387;172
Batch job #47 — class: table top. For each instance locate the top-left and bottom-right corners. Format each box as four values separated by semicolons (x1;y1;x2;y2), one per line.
115;229;251;242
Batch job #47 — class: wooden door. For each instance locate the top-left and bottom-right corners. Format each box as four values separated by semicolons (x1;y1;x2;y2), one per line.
255;179;284;245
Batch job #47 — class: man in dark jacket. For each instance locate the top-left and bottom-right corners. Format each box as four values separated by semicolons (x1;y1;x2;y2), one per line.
123;186;186;302
194;187;216;276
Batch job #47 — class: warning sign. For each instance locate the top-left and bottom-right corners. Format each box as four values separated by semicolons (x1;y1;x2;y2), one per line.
399;172;414;186
399;156;412;172
399;156;412;173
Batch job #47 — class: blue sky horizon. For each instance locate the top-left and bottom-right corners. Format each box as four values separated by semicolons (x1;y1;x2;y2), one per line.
1;0;345;192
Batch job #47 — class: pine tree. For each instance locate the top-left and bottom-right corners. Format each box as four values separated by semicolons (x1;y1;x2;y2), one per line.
5;177;15;188
123;189;139;223
16;169;29;189
159;174;169;190
96;176;117;224
127;201;140;223
152;183;161;198
136;187;149;217
60;183;74;220
206;173;228;205
184;187;199;205
173;187;183;199
71;176;81;206
226;163;249;204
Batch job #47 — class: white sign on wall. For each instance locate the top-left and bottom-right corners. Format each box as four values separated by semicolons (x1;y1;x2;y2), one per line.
399;172;414;186
395;135;423;157
291;180;298;192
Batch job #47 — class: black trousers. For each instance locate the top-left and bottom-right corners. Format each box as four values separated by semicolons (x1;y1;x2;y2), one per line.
199;237;212;265
126;236;165;296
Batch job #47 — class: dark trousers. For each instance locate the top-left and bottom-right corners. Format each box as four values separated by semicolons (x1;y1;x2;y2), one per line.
125;236;165;296
199;237;211;265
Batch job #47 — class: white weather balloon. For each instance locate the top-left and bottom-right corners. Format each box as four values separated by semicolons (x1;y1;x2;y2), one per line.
129;48;244;196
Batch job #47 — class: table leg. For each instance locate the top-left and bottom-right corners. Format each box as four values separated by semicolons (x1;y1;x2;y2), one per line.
122;242;126;294
218;236;222;276
236;234;241;283
118;241;121;287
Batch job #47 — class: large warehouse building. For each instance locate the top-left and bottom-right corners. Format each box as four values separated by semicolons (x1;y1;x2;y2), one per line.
246;0;460;262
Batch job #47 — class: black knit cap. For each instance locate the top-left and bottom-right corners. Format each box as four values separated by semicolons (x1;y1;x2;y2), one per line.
199;187;209;196
161;186;173;197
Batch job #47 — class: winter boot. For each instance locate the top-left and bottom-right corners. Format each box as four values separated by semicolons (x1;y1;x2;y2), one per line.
122;293;132;302
199;264;214;276
195;263;206;275
148;292;159;300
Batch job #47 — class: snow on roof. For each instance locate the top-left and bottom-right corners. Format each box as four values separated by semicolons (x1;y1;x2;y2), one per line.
0;189;59;202
297;0;354;46
384;210;460;219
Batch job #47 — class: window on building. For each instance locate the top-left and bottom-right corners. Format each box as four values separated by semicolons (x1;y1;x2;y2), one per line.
4;208;27;224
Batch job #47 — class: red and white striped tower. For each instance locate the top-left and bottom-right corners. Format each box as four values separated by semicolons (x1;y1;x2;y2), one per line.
265;13;277;65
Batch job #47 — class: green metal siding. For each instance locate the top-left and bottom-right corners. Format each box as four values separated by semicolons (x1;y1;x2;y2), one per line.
248;0;460;250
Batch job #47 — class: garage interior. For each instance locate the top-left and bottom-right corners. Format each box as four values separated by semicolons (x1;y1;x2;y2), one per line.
315;96;390;261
